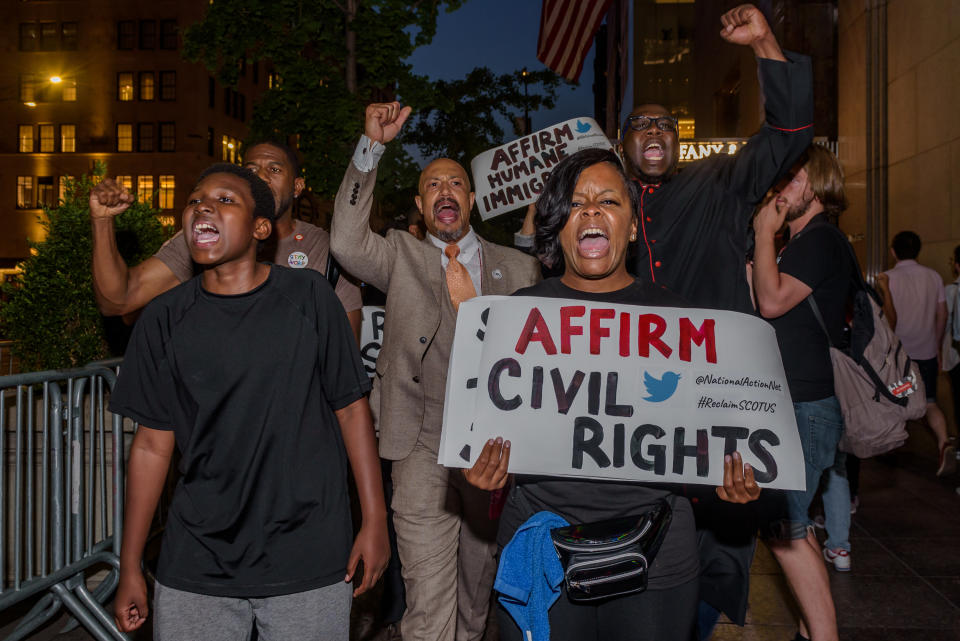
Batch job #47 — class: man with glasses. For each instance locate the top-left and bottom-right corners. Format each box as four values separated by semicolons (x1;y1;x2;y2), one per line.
620;4;812;316
617;5;823;641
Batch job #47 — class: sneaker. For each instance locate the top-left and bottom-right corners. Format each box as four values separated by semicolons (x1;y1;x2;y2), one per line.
937;443;957;477
823;547;851;571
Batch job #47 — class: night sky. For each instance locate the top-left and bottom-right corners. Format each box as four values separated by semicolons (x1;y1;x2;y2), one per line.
406;0;634;139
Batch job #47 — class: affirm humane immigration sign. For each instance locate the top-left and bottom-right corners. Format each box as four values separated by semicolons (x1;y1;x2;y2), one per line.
439;297;805;490
471;118;613;220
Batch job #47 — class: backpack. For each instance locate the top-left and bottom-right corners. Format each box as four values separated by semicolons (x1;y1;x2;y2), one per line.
805;225;926;458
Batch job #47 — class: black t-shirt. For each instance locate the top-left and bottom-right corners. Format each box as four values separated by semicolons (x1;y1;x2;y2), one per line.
109;264;371;597
498;277;699;590
770;217;853;402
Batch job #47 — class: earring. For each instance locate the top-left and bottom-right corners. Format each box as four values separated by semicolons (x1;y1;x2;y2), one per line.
630;234;637;241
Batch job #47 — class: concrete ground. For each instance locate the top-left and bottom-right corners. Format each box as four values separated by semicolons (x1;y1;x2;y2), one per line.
2;420;957;641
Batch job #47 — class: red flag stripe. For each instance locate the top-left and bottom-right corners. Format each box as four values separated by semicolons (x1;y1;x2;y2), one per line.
537;0;613;82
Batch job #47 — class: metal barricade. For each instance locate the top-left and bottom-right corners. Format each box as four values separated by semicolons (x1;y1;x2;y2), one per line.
0;361;130;641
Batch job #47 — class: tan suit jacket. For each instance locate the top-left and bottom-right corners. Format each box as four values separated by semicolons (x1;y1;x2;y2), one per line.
331;162;541;460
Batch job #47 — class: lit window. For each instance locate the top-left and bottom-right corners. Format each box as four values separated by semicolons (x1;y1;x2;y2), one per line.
39;22;57;51
20;75;35;102
160;20;177;50
58;176;74;203
61;22;78;50
140;72;154;101
160;71;176;100
221;135;239;163
17;176;34;209
18;125;33;153
160;123;175;152
159;175;175;209
19;23;38;51
61;124;76;153
39;124;55;152
137;123;154;152
268;72;281;89
139;20;156;49
137;175;154;206
117;123;133;152
118;72;134;101
61;76;77;102
115;175;133;191
37;177;55;208
117;20;135;50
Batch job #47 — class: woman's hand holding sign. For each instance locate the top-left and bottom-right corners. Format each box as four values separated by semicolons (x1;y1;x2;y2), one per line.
716;451;761;503
463;438;511;491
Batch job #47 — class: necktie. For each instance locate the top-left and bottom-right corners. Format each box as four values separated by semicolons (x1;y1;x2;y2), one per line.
445;244;476;311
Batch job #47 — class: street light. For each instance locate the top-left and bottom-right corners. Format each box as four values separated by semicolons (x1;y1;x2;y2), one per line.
49;76;62;84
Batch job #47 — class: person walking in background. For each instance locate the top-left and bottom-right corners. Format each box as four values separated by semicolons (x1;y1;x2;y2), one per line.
941;245;960;493
883;231;956;477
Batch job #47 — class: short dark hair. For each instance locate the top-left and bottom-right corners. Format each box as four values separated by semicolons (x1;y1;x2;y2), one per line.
534;148;639;270
242;138;302;177
891;230;921;260
197;163;276;222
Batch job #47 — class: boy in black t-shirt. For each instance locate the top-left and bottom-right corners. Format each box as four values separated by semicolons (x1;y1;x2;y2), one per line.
105;164;388;640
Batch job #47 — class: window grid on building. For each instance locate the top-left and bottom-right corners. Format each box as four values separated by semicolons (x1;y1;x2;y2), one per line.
160;71;176;100
37;177;55;208
160;123;175;152
39;22;58;51
160;20;177;50
117;21;135;49
19;23;38;51
62;76;77;101
159;175;175;209
18;125;33;153
117;123;133;152
138;123;155;152
118;72;134;101
140;72;155;101
61;124;76;153
116;176;133;192
39;124;55;152
139;20;157;49
61;22;78;50
137;175;154;206
221;135;240;163
17;177;33;209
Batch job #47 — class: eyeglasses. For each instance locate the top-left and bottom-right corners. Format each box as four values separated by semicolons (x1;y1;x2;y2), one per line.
625;115;678;133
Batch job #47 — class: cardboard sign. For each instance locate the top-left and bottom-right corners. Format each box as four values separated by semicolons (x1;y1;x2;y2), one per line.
439;297;805;490
359;305;385;378
471;118;613;220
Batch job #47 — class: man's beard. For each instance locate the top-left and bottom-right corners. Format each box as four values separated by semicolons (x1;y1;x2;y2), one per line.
784;195;814;221
435;227;466;243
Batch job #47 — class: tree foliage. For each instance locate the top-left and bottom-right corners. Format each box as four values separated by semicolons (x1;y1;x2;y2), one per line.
182;0;563;229
0;164;172;371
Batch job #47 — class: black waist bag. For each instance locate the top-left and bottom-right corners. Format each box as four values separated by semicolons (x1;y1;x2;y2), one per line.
550;499;672;603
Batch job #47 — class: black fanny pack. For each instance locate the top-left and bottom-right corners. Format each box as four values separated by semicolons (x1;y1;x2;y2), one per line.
549;499;672;602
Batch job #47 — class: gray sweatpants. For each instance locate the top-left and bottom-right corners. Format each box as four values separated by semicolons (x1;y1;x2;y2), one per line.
153;580;352;641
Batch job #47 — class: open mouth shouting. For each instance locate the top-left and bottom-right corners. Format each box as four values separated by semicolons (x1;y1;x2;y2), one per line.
642;140;665;161
577;226;610;258
193;220;220;247
433;197;461;226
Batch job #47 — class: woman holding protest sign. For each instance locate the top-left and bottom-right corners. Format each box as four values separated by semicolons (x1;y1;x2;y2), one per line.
465;148;760;641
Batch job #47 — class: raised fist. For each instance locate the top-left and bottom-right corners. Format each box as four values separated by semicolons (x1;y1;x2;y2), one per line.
90;178;135;220
719;4;772;47
365;102;412;145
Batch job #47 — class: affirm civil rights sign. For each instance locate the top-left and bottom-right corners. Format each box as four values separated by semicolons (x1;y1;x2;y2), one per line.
471;118;612;220
439;297;805;490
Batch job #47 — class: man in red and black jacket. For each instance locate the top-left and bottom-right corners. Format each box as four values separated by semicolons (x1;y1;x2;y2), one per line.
621;5;813;316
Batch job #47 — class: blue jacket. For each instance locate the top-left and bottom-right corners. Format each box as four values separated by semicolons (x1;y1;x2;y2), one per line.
495;511;569;641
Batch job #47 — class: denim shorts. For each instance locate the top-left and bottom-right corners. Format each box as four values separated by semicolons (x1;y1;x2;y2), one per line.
775;396;845;540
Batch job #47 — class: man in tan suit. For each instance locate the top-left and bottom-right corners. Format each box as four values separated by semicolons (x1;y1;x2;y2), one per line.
331;102;541;641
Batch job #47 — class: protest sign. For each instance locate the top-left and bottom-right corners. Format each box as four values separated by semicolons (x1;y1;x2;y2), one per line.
439;297;805;490
359;305;385;377
470;118;612;220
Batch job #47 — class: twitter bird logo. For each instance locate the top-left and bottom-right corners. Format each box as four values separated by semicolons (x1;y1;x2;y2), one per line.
575;120;591;133
643;371;681;402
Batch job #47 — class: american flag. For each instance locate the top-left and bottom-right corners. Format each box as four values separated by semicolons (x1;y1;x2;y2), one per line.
537;0;614;82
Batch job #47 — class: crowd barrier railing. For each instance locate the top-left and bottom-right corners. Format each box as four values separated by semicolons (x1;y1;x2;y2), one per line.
0;359;130;641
